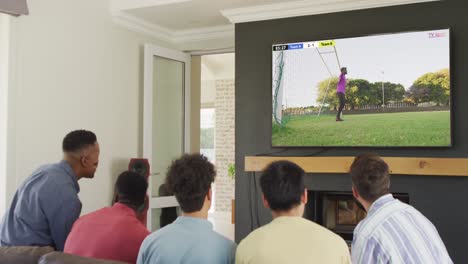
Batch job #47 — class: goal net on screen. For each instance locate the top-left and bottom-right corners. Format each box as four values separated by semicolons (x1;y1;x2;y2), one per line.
272;41;342;125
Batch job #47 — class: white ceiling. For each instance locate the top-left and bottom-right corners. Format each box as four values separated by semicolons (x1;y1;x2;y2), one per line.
110;0;440;51
202;53;235;80
125;0;295;31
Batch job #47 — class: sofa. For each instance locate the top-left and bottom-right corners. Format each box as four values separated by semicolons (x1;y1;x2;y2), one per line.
0;246;127;264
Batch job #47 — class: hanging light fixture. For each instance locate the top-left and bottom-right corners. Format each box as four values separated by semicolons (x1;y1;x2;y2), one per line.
0;0;29;16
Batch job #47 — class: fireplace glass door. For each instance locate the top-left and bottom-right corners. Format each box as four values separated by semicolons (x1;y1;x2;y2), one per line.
305;191;409;242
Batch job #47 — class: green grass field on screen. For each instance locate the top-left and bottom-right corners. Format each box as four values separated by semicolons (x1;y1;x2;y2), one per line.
272;111;450;147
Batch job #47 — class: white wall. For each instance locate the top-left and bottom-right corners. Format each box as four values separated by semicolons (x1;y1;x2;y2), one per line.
6;0;173;215
0;13;10;216
214;79;235;212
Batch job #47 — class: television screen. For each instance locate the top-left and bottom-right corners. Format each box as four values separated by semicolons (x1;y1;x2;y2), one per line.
272;29;451;147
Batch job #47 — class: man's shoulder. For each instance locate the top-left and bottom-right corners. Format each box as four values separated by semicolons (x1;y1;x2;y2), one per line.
239;223;269;244
36;162;64;174
141;224;234;260
73;208;149;242
76;207;109;222
19;162;71;196
30;162;72;185
67;208;108;233
237;219;348;261
241;218;345;242
355;200;415;240
197;229;235;262
23;163;55;182
293;218;348;245
150;222;234;245
115;218;150;243
237;220;279;249
122;216;151;237
44;162;73;180
207;228;235;246
142;223;175;245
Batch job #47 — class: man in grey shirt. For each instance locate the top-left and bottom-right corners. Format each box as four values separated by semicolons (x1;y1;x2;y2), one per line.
0;130;99;251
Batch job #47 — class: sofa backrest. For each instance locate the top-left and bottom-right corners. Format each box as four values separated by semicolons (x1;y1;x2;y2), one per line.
39;252;128;264
0;246;54;264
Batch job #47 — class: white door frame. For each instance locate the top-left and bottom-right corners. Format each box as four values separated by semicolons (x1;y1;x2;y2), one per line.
0;14;11;216
143;43;191;230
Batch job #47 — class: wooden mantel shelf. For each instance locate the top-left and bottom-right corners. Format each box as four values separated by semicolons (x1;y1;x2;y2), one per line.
245;156;468;176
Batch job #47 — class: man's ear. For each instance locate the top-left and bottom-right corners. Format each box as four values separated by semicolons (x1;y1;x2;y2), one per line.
352;185;359;199
261;193;270;209
207;188;212;201
301;188;308;204
79;148;92;167
80;154;87;167
80;156;86;167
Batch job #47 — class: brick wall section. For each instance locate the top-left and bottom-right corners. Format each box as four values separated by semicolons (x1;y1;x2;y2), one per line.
215;79;235;212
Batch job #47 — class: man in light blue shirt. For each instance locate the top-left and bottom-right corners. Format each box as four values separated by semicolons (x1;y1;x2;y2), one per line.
0;130;99;251
137;154;236;264
350;153;452;264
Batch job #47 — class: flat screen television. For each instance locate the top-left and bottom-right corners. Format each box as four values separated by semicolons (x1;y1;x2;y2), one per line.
271;29;451;147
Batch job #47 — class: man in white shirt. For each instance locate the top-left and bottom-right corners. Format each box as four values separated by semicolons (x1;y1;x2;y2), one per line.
350;153;452;264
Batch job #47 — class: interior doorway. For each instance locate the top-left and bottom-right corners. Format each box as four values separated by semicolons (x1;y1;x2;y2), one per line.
200;53;235;240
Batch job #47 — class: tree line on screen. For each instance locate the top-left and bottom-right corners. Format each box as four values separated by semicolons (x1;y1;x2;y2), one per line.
315;69;450;110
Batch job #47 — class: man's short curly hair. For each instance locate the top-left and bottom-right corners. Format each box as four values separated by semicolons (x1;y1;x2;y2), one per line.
165;153;216;213
62;130;97;153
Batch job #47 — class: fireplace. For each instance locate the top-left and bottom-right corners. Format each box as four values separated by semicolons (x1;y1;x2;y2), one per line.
305;191;409;242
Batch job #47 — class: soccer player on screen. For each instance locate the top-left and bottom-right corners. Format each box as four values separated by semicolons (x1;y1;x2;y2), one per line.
336;67;347;122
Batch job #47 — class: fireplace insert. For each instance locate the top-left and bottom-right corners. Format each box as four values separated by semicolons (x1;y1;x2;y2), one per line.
305;191;409;242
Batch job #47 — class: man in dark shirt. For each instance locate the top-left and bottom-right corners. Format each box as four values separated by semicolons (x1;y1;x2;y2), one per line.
0;130;99;251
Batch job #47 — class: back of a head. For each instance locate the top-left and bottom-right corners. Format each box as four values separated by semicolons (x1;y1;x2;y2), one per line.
116;171;148;208
165;153;215;213
350;153;390;202
62;130;97;153
260;160;305;212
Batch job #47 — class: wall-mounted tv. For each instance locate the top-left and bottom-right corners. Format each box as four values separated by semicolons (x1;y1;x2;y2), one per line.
272;29;451;147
